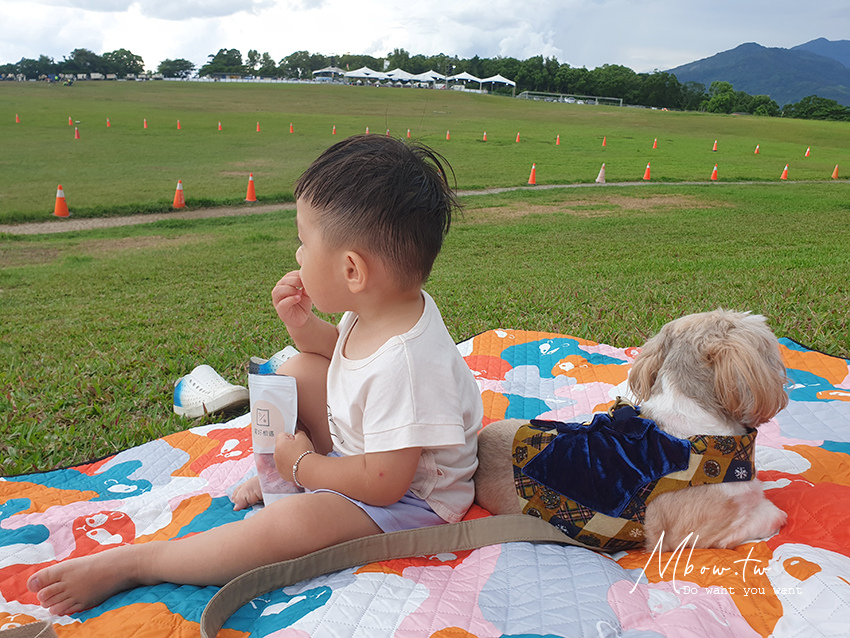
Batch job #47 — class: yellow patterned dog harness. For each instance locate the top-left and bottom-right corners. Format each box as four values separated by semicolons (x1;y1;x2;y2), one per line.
512;403;757;552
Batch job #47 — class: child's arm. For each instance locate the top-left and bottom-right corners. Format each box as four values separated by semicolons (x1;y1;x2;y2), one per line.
276;431;421;507
272;270;338;360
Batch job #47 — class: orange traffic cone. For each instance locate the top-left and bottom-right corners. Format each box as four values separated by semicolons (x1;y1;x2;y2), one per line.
804;146;810;157
218;121;222;131
68;116;72;126
780;164;789;180
386;129;390;137
483;131;487;142
332;125;336;135
832;165;839;179
53;185;70;217
74;127;80;140
556;134;560;145
710;164;718;181
16;113;20;123
595;163;606;184
289;123;294;133
712;140;718;152
446;130;451;141
173;180;186;208
177;120;181;130
407;128;411;138
652;138;658;149
528;163;537;185
643;162;651;181
107;118;111;127
602;136;607;147
256;122;261;133
144;118;148;129
365;126;369;134
245;173;257;202
754;144;759;154
516;132;521;143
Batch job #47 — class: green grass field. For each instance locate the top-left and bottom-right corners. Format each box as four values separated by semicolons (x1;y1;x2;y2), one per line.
1;82;849;475
2;81;849;223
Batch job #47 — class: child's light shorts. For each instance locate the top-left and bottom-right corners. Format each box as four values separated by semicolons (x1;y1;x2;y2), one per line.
313;488;447;533
309;451;448;533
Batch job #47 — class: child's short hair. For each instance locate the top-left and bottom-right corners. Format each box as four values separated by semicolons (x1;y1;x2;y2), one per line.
294;134;459;288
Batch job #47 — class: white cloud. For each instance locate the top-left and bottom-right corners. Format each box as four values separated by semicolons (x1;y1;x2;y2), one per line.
1;0;848;73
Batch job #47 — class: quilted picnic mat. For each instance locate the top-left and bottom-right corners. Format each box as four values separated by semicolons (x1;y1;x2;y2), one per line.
2;328;850;637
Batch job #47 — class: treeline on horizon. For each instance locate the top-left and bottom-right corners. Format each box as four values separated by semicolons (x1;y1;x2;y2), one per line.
3;46;849;122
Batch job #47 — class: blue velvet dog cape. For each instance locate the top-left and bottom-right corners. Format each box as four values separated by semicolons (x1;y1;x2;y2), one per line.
512;402;758;551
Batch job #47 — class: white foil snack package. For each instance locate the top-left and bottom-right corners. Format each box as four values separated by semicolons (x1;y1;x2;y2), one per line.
249;373;301;503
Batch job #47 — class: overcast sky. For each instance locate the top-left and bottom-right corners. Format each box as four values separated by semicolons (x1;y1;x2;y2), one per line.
1;0;847;73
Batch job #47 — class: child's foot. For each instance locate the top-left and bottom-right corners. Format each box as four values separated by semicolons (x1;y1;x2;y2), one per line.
232;475;264;511
27;545;146;616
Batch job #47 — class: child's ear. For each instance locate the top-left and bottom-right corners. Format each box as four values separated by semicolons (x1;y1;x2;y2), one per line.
343;251;368;293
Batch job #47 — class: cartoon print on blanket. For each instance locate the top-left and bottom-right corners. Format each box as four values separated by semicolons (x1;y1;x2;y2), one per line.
1;329;848;637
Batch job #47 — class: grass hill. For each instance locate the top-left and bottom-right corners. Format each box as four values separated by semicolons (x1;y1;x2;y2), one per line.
668;41;850;107
3;81;850;224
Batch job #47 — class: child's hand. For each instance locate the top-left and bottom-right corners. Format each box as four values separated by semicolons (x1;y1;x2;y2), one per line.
232;476;263;511
272;271;313;328
274;431;315;481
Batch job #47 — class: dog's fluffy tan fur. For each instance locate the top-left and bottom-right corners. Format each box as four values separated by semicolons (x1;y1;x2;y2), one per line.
474;309;789;552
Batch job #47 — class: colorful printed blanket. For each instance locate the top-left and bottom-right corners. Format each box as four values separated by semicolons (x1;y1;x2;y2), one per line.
2;329;849;637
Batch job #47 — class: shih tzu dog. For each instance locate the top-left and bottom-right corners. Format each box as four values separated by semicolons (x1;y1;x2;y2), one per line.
474;309;789;552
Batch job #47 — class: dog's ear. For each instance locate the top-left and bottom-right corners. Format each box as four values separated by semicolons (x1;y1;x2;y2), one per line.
629;326;671;403
708;317;789;427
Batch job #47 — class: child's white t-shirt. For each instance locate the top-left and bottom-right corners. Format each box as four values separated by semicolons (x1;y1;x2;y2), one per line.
326;290;483;523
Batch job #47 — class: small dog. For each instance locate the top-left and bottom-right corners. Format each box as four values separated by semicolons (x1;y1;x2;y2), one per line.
474;309;789;552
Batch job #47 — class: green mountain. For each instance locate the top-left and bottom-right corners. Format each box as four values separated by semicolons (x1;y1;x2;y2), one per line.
792;38;850;69
667;41;850;107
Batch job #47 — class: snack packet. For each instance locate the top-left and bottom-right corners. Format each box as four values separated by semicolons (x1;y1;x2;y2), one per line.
249;373;301;503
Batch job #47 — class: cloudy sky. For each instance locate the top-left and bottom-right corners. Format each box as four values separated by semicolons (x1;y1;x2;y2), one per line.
1;0;847;73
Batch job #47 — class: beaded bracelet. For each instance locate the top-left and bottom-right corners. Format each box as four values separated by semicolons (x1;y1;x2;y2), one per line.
292;450;315;489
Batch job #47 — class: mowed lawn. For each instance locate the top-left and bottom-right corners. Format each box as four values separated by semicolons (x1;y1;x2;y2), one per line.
1;181;848;474
2;81;850;222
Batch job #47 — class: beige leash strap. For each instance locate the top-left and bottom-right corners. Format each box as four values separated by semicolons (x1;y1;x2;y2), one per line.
0;621;58;638
201;514;580;637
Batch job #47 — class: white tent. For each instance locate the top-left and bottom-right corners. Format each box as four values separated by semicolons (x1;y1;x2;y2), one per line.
448;71;482;84
481;74;516;87
417;69;447;82
312;66;345;78
385;68;419;82
344;66;389;81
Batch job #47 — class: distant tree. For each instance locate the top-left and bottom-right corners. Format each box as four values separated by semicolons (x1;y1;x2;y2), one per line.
280;50;311;79
555;65;590;94
680;81;707;110
309;52;329;73
257;52;277;77
637;71;681;108
589;64;640;101
15;58;40;79
783;95;850;121
199;49;244;76
703;81;736;113
61;48;106;75
386;48;410;71
158;58;196;79
337;53;384;72
752;96;780;117
103;49;144;76
245;49;260;73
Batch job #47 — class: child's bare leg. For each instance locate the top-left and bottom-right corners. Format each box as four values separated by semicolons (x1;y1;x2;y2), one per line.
28;491;380;615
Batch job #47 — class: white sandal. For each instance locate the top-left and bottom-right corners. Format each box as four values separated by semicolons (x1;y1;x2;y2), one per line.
173;365;249;418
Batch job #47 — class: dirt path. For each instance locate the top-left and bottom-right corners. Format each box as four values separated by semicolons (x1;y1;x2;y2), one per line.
0;180;821;236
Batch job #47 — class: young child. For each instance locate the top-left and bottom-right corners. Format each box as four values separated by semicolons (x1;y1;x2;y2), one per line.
27;134;484;615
